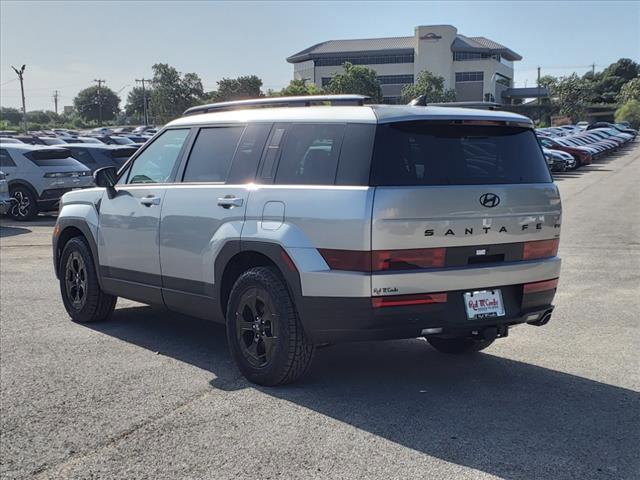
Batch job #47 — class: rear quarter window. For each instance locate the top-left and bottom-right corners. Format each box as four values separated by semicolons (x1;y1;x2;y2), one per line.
371;122;552;186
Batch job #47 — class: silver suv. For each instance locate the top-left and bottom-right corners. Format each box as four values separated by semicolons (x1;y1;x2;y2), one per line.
53;95;562;385
1;144;93;220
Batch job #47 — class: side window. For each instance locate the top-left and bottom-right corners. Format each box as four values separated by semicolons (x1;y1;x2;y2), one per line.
227;124;271;184
274;124;345;185
259;125;287;182
0;149;16;168
127;129;189;184
335;123;375;185
182;126;244;183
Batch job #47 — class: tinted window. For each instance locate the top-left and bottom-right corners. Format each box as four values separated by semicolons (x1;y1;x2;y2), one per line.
183;127;244;183
275;124;345;185
259;126;286;181
335;123;375;185
227;124;271;184
69;148;98;167
0;149;16;167
371;123;552;186
127;129;189;184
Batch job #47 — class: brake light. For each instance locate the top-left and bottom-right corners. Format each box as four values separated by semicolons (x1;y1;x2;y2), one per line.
523;278;559;294
372;292;447;308
318;247;447;272
522;239;559;260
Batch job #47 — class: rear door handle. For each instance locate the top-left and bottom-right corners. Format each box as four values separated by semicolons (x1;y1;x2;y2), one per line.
140;195;161;206
217;196;244;208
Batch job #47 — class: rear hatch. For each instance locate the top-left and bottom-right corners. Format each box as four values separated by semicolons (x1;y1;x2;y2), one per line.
370;121;561;297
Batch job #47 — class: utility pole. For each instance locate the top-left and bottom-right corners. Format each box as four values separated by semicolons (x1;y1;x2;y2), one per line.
53;90;60;115
135;78;150;125
537;66;541;105
591;63;596;77
93;79;105;126
11;65;27;133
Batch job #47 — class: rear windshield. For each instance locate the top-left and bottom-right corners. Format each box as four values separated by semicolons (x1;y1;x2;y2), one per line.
371;122;552;186
24;149;80;167
111;148;137;158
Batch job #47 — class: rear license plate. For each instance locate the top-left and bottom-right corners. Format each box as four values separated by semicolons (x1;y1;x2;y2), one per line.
464;289;505;320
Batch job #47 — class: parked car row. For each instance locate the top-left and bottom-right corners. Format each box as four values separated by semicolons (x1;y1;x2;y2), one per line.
0;139;138;220
536;122;636;172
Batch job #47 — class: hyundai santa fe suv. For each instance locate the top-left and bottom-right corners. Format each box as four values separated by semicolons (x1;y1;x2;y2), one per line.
53;95;562;385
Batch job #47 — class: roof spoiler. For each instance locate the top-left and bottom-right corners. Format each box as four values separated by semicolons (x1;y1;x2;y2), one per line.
183;94;370;116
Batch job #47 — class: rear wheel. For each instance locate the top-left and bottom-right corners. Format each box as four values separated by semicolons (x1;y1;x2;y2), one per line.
59;237;117;323
226;266;314;386
9;186;37;221
427;336;494;354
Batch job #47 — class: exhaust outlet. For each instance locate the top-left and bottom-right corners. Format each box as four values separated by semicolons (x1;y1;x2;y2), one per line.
527;309;553;326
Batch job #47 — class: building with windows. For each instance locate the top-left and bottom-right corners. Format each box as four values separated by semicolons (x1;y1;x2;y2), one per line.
287;25;537;104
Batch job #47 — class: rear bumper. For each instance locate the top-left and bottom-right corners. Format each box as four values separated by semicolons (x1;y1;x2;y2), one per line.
298;282;556;344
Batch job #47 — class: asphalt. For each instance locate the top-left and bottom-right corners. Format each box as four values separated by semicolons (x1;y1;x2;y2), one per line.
1;144;639;480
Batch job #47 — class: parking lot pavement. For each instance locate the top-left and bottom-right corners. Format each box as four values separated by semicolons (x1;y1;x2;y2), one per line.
1;145;639;480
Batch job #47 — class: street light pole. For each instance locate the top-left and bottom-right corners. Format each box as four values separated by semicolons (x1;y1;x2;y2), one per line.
11;65;27;133
135;78;150;125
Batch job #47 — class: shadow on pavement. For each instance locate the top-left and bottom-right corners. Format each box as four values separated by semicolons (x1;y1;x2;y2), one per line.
87;305;640;480
0;225;32;238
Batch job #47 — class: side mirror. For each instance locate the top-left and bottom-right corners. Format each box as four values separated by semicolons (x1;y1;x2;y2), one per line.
93;166;117;189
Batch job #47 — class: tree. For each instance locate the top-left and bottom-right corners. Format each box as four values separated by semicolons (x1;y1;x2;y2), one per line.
602;58;639;83
204;75;263;102
401;70;456;104
617;78;640;103
0;107;22;125
73;85;120;123
125;86;152;122
615;99;640;129
327;63;382;102
271;79;322;97
549;74;594;122
149;63;204;124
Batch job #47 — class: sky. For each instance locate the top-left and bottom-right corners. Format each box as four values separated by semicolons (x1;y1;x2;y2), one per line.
1;0;638;111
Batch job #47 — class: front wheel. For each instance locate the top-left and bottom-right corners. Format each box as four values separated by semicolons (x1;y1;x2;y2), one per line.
9;186;37;221
427;336;494;354
226;266;314;386
59;237;117;323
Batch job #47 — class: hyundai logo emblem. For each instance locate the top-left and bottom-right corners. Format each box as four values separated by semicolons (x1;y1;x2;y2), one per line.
479;193;500;208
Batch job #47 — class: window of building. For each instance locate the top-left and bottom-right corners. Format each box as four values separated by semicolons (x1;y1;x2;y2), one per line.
382;96;402;104
453;52;502;62
455;71;484;82
274;124;345;185
377;74;414;85
182;127;244;183
314;53;414;67
496;73;512;87
126;128;189;184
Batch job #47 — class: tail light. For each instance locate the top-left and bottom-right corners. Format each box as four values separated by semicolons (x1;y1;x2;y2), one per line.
523;278;558;294
318;247;446;272
372;248;445;271
522;239;559;260
372;292;447;308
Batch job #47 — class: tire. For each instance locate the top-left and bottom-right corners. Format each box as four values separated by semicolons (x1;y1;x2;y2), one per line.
59;237;117;323
427;336;494;354
9;185;38;221
226;266;314;386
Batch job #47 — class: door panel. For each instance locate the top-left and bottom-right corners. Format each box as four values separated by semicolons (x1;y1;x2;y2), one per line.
97;186;166;303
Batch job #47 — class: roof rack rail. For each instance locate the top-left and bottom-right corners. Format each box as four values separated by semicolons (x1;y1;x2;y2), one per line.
183;94;370;116
408;95;502;110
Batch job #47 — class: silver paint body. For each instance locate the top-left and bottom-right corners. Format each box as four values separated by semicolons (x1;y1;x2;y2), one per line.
56;104;561;306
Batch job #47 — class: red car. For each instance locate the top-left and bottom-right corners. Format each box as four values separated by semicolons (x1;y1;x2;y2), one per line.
538;137;592;166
